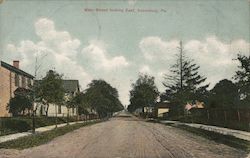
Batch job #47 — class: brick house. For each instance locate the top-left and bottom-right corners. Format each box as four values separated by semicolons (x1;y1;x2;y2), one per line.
0;61;34;117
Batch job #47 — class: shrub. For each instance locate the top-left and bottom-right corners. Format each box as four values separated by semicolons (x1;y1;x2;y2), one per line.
2;118;31;132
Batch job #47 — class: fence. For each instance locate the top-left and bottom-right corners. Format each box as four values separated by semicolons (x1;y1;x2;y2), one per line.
180;108;250;131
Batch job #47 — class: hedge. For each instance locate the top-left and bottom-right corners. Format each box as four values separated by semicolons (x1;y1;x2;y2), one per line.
0;116;78;136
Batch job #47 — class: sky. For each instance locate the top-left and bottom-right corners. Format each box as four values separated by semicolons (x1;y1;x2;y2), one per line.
0;0;249;105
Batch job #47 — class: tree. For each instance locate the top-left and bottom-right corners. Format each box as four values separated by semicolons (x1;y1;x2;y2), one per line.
234;54;250;106
64;94;74;124
208;79;239;108
75;93;90;115
36;70;65;126
128;74;159;112
8;94;32;116
82;80;123;118
162;41;209;115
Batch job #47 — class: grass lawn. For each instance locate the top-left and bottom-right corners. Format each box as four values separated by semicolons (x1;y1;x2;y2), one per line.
169;124;250;152
0;120;102;149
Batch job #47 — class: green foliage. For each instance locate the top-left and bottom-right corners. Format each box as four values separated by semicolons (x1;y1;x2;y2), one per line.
234;54;250;106
37;70;65;105
36;70;65;116
8;94;32;116
208;79;240;108
1;118;31;133
82;80;123;117
0;117;78;136
128;74;159;112
162;42;208;115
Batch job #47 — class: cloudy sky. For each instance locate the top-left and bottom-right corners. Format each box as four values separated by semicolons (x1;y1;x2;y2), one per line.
0;0;249;105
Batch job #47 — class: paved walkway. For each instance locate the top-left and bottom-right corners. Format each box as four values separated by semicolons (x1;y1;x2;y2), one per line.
160;120;250;141
0;120;97;143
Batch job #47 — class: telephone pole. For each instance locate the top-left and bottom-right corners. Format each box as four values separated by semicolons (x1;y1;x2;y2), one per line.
32;53;47;134
178;41;184;90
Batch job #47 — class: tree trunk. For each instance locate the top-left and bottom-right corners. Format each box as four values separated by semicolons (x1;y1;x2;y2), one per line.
55;104;57;128
45;103;49;116
67;107;69;125
76;105;79;122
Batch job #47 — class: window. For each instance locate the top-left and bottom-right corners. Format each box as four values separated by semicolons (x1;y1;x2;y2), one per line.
22;76;26;88
27;78;31;87
58;105;61;114
15;74;19;87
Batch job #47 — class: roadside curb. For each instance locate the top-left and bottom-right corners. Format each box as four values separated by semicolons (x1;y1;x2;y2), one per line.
159;120;250;142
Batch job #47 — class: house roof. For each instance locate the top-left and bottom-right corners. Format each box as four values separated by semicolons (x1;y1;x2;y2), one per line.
155;102;172;108
34;79;80;93
62;80;80;93
0;61;34;79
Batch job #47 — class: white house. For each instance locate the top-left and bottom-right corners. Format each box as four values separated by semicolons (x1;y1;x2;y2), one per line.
35;80;80;117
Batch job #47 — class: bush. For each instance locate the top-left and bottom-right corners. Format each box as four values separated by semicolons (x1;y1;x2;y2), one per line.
0;116;79;135
1;118;31;132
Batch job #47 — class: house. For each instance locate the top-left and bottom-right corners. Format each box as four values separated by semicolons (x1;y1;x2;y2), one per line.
155;102;172;118
0;60;34;117
134;107;143;116
185;101;205;111
35;80;80;117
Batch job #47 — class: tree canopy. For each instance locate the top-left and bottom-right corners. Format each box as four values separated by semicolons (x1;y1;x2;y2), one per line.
207;79;239;108
128;74;159;112
37;70;65;104
8;87;33;116
162;41;209;115
234;54;250;106
35;70;65;116
81;79;124;117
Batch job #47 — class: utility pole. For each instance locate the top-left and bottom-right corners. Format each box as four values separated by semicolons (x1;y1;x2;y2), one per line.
178;40;184;116
32;53;48;134
31;57;38;134
179;41;183;90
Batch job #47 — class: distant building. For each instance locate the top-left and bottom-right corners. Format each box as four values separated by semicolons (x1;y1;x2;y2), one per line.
0;60;34;117
134;107;143;116
35;80;80;117
155;102;172;118
185;101;205;111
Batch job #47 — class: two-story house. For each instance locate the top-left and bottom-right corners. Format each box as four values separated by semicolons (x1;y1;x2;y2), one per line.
35;80;79;117
0;60;34;117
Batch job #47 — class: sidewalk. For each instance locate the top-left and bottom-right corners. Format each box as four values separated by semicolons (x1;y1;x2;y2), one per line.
160;120;250;142
0;120;98;143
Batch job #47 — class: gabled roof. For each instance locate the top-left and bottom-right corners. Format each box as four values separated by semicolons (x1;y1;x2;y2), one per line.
34;80;80;93
62;80;80;93
155;102;172;108
0;61;34;79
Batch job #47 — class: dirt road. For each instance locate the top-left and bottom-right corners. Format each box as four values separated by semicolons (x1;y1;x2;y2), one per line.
0;113;247;158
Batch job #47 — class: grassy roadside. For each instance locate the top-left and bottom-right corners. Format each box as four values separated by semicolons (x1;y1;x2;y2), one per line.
167;123;250;152
0;120;103;149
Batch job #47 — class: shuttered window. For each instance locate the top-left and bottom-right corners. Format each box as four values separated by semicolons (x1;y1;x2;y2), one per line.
15;74;19;87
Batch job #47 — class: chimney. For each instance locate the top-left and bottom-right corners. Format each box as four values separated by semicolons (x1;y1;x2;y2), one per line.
13;60;19;69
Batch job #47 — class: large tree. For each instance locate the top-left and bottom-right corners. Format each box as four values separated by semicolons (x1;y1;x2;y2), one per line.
128;74;159;112
208;79;239;108
8;88;33;116
234;54;250;107
36;70;65;124
82;79;123;117
162;41;209;115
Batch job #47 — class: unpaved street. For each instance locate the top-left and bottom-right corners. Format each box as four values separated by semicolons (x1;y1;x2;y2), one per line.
0;113;247;158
